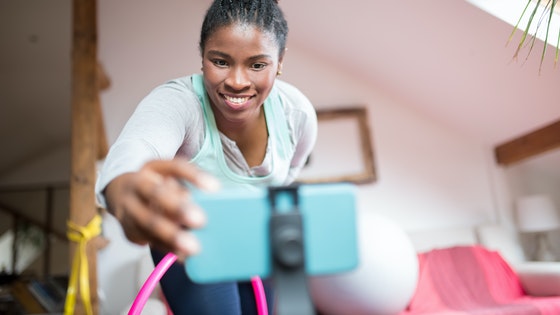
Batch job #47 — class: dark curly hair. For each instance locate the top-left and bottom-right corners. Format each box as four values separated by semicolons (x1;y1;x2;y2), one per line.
199;0;288;57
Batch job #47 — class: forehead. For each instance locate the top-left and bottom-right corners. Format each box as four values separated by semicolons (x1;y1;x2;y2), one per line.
204;23;279;54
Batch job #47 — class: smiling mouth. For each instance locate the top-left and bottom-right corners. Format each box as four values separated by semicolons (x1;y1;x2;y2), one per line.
223;94;251;108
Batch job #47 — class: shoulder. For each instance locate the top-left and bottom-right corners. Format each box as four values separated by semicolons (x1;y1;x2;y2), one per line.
274;79;316;122
273;80;317;146
147;75;198;103
275;80;312;108
135;75;202;118
128;75;205;142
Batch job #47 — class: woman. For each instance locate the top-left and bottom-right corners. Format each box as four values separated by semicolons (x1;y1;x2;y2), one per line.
95;0;317;313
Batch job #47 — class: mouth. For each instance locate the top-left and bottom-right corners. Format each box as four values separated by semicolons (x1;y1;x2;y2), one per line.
222;94;252;109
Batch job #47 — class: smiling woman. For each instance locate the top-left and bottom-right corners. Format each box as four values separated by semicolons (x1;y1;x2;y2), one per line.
95;0;318;314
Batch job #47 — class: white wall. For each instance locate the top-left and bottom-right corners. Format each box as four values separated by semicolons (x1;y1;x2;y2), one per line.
98;0;209;143
281;47;503;231
506;151;560;206
97;1;511;314
504;152;560;257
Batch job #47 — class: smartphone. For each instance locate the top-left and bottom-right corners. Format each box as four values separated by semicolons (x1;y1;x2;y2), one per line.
185;183;359;284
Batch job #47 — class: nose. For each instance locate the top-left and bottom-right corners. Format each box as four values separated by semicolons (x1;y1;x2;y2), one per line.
225;66;250;91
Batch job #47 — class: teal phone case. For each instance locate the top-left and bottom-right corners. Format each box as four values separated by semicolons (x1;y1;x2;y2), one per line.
185;183;359;284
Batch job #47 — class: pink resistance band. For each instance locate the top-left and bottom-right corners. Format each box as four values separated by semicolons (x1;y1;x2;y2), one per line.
128;252;268;315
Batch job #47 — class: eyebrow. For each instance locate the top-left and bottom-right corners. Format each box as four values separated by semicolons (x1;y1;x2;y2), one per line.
206;50;273;61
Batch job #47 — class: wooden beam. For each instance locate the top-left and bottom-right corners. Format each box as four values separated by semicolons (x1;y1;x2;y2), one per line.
71;0;100;314
495;119;560;166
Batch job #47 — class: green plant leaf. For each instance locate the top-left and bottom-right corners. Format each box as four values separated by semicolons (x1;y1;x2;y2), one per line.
513;0;542;60
538;0;556;72
508;0;532;45
509;0;560;71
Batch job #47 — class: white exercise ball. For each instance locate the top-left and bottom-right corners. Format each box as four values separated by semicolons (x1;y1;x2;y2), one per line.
310;211;419;315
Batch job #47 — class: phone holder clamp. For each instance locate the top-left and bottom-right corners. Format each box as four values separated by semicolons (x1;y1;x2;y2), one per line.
268;185;316;315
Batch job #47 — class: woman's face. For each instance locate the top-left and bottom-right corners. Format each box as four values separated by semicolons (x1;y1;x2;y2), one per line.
201;23;283;127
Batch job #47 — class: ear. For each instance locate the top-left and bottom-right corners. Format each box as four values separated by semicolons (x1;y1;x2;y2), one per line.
277;48;287;74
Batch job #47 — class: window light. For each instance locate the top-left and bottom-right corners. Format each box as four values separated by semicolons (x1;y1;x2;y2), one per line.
467;0;560;49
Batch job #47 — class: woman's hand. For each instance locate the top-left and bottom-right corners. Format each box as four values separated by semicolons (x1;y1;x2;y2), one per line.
104;158;220;261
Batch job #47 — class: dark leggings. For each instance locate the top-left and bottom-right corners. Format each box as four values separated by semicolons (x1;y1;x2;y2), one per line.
151;248;275;315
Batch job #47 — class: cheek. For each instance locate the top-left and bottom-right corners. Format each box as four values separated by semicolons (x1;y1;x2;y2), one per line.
255;73;277;94
202;69;222;90
202;63;216;79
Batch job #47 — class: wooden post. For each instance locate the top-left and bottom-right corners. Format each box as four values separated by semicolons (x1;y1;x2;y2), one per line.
70;0;100;314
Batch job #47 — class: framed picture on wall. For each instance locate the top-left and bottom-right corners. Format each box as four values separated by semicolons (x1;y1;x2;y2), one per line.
296;107;376;185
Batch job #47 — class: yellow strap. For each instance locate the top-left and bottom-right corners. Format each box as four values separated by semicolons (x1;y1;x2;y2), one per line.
64;214;102;315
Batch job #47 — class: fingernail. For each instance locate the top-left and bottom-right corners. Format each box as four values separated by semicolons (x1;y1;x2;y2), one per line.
176;231;201;255
198;173;221;192
186;205;206;227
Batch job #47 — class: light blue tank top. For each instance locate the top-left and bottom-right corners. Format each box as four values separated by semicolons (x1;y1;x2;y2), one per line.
189;74;293;190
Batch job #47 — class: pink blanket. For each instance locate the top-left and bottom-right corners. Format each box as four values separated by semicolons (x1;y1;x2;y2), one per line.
401;246;560;315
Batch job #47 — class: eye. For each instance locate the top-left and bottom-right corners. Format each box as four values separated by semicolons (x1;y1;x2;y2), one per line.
251;62;267;71
212;59;228;68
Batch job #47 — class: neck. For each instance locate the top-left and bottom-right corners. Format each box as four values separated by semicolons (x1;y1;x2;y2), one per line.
214;107;269;167
214;107;265;141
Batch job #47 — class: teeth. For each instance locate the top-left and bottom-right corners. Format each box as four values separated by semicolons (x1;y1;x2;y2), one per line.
225;95;249;104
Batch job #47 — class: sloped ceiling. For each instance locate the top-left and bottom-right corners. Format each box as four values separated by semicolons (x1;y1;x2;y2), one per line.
1;0;559;180
281;0;560;145
0;0;71;177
